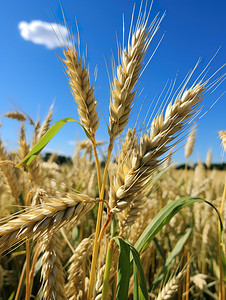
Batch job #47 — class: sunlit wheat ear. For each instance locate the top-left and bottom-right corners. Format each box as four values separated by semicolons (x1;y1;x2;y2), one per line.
109;7;164;140
185;126;196;159
110;82;206;213
0;193;95;253
219;130;226;151
63;47;99;138
40;232;66;300
66;234;94;299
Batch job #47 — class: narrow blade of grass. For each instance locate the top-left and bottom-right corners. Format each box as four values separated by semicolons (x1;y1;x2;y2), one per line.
152;227;192;289
114;237;148;300
134;196;223;254
16;118;90;169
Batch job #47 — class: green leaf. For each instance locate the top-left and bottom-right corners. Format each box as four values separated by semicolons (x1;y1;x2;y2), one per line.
8;292;15;300
114;237;148;300
16;118;90;169
102;239;114;300
133;261;139;300
135;196;223;254
153;237;166;262
114;237;130;300
152;227;192;289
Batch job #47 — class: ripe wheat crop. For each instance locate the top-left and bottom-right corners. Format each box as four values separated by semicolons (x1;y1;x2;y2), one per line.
0;2;225;300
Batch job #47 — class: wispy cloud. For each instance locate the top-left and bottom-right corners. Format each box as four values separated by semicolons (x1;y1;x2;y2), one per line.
68;140;76;146
18;20;73;49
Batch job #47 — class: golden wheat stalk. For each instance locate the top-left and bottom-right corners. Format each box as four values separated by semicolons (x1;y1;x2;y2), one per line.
110;82;205;213
109;12;164;140
219;130;226;151
40;232;66;300
185;126;196;159
156;271;185;299
206;148;212;169
0;193;95;252
3;111;26;122
0;139;22;202
63;48;99;138
66;234;94;299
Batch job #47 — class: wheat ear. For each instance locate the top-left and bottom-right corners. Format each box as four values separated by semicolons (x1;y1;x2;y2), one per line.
0;139;21;202
0;193;95;252
205;148;212;169
110;82;205;213
63;48;99;137
17;124;43;186
219;130;226;151
35;103;54;143
3;111;26;122
156;271;185;299
66;234;94;299
40;232;66;300
109;12;163;140
185;126;196;159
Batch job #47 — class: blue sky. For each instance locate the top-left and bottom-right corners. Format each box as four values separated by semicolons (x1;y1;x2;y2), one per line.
0;0;225;164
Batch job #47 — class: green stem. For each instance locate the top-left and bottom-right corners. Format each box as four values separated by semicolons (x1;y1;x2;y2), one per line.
102;239;114;300
88;139;114;299
92;138;102;194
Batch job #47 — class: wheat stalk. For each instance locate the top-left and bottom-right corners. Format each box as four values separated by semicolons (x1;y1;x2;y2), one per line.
63;48;99;138
219;130;226;151
0;139;22;202
206;149;212;169
93;242;118;300
110;82;205;213
40;232;66;300
156;271;185;299
66;234;94;299
3;111;26;122
36;103;54;142
185;126;196;159
109;12;163;140
0;193;96;252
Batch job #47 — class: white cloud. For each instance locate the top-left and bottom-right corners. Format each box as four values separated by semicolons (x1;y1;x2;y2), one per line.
68;140;76;146
18;20;73;49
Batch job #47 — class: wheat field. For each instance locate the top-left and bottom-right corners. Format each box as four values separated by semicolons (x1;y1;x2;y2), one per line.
0;2;225;300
